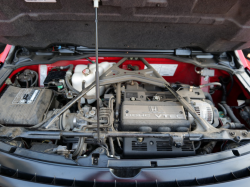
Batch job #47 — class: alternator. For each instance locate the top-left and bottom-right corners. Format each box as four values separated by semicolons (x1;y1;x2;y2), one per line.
193;100;213;124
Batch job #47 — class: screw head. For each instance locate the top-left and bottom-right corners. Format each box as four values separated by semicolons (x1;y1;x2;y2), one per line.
243;132;248;137
149;141;154;145
229;132;236;136
234;136;241;142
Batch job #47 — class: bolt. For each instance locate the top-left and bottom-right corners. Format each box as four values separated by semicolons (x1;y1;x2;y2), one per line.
229;132;236;136
137;137;144;142
242;132;248;137
149;141;154;145
234;136;241;142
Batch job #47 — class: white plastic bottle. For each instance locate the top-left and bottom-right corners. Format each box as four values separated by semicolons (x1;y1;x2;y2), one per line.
72;62;113;104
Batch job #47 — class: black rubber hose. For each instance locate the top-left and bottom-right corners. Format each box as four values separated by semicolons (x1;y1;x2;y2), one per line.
62;64;72;70
204;92;214;105
218;103;227;116
222;103;241;123
86;57;95;64
25;80;29;88
109;137;115;156
227;73;234;97
194;141;201;151
105;86;113;94
220;84;227;103
27;74;33;87
65;75;80;94
219;74;234;102
67;64;74;72
52;64;74;71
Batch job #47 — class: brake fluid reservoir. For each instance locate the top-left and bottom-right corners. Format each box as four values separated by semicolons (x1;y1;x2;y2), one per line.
72;62;113;104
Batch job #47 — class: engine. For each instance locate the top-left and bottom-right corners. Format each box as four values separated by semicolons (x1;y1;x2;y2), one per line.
0;60;245;162
119;82;217;132
116;82;219;157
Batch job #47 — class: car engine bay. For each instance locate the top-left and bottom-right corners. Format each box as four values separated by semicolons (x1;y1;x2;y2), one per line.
0;52;250;165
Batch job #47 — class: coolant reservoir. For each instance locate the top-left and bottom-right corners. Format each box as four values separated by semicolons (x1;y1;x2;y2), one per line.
72;62;113;104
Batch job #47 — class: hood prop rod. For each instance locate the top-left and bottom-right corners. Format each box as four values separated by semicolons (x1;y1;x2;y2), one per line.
93;0;100;143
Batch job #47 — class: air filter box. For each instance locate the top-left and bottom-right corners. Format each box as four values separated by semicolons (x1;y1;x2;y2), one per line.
0;86;53;126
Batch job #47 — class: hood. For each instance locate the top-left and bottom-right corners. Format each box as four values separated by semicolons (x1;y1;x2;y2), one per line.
0;0;250;52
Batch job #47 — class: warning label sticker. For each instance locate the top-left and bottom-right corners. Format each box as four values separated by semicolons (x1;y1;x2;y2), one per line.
12;89;40;104
146;64;178;76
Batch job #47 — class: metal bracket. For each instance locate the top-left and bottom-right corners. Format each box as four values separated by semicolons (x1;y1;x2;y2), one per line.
99;57;170;87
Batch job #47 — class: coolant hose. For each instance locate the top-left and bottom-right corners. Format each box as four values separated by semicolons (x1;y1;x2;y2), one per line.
65;76;80;94
63;64;80;94
204;92;214;105
220;84;227;103
64;64;74;72
218;103;227;116
30;70;38;87
72;137;86;157
222;103;241;123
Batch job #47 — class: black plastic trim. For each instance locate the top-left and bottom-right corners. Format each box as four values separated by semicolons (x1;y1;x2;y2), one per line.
1;149;250;186
14;148;77;165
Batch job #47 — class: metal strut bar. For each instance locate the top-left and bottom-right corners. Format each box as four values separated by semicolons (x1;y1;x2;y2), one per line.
93;0;100;143
2;127;249;142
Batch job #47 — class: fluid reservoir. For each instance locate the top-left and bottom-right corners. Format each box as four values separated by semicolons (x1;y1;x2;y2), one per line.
72;62;113;104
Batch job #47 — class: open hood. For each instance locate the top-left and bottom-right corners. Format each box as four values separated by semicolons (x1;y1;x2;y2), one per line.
0;0;250;52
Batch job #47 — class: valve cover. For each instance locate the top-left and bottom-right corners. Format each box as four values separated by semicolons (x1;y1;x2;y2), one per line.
120;101;190;132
